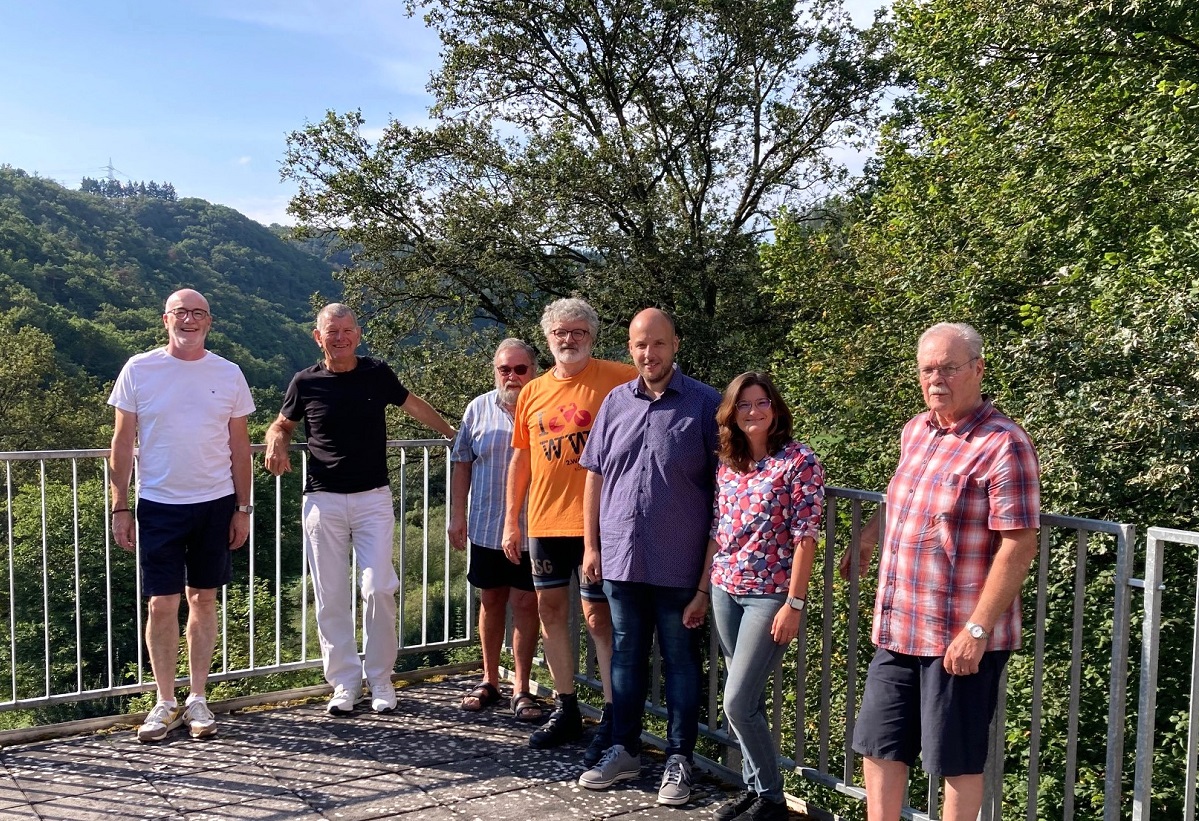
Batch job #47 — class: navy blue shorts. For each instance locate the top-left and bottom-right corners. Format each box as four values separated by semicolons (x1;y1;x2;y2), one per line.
467;542;535;592
136;495;235;597
852;647;1010;777
528;536;606;602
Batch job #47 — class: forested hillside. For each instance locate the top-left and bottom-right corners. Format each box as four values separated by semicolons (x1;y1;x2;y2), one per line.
0;165;341;398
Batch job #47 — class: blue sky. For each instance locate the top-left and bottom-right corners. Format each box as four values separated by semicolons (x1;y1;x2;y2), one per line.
0;0;886;226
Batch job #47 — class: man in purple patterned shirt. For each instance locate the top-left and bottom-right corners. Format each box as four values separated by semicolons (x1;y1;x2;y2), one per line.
839;322;1040;821
577;308;721;806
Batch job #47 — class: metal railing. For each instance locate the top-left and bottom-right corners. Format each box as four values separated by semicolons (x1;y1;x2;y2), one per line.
574;488;1190;821
0;441;468;713
3;446;1196;819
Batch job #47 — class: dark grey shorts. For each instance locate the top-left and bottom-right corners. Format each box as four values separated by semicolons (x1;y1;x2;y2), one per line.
528;536;606;601
852;647;1010;777
467;542;535;592
137;495;235;597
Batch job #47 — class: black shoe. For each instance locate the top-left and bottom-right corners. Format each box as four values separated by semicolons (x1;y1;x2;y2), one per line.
714;790;757;821
582;702;613;767
529;705;583;748
737;796;789;821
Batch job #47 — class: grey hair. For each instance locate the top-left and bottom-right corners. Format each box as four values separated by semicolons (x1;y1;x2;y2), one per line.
316;303;357;328
495;338;538;372
539;297;599;339
919;322;984;360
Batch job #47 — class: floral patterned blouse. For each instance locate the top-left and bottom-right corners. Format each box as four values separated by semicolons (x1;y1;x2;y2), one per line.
709;440;825;595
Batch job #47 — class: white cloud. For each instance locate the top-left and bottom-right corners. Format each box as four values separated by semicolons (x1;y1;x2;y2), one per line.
236;155;252;166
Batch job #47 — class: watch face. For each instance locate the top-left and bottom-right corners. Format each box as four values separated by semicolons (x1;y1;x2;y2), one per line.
968;623;985;638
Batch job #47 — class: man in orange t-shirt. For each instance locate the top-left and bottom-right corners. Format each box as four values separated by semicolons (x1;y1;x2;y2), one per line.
503;297;636;762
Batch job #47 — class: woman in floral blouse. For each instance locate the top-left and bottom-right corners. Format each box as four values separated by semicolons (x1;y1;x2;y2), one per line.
686;371;824;821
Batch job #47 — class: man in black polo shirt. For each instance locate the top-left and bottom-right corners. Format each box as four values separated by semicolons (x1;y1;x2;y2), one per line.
265;303;456;714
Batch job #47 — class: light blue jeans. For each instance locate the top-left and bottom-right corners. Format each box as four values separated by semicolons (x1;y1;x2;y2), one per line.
711;587;789;801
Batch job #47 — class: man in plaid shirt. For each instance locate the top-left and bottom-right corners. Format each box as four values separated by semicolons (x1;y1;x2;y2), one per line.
840;322;1040;821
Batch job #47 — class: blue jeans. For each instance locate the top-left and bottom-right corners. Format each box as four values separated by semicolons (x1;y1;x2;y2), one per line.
711;587;788;801
604;580;701;759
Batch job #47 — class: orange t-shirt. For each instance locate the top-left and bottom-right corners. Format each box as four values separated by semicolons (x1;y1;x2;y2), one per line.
511;358;638;537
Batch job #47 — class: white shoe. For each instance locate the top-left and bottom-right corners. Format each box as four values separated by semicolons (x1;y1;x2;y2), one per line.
369;677;397;713
327;683;362;715
578;744;641;789
137;700;182;743
183;695;217;739
657;754;692;805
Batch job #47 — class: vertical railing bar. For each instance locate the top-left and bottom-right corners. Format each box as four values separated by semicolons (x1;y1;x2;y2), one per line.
1132;530;1165;821
795;597;808;768
1027;526;1052;821
72;459;82;693
843;497;866;783
274;471;282;667
421;447;430;646
1186;544;1199;821
248;481;256;671
397;449;407;650
39;460;50;697
6;460;16;701
134;455;145;686
1063;530;1090;821
103;459;114;690
442;447;451;643
221;572;229;674
1104;524;1137;821
819;494;837;773
299;453;310;662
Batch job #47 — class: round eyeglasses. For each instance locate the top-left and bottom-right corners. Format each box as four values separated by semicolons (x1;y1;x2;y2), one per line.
167;308;209;321
549;328;590;341
735;398;772;414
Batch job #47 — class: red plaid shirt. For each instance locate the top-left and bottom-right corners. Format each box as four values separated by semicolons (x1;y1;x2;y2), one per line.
873;400;1040;656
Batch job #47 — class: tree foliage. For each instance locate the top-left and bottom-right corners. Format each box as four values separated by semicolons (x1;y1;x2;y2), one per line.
283;0;894;410
766;1;1198;815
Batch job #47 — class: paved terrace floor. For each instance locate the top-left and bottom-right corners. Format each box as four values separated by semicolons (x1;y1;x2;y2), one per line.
0;674;809;821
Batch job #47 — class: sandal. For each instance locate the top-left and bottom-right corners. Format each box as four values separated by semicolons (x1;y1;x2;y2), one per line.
460;681;501;712
510;691;545;722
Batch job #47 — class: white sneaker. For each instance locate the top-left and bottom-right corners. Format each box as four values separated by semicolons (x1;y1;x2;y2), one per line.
183;695;217;738
368;677;397;713
137;700;182;743
657;754;692;805
578;744;641;790
327;683;362;715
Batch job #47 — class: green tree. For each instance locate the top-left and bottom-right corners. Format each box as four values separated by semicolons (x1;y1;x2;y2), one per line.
765;1;1199;816
283;0;894;409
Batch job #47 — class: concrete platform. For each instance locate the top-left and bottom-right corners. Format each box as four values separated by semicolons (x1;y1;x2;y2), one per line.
0;675;801;820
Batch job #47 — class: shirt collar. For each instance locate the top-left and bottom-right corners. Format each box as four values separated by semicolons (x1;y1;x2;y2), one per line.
923;397;994;437
632;365;685;399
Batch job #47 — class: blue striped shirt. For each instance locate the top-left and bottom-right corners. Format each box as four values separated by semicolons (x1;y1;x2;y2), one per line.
579;369;721;587
451;390;529;551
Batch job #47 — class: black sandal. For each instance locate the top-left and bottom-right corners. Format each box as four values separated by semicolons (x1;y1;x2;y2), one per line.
460;681;502;712
510;691;545;722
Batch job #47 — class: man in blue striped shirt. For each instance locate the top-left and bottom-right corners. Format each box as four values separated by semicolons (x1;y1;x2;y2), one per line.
449;338;544;721
577;308;721;806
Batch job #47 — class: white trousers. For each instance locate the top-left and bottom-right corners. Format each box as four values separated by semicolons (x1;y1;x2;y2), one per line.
302;487;399;688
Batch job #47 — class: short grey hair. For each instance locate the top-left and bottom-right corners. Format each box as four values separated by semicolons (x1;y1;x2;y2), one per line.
495;338;538;372
539;297;599;339
919;322;984;361
316;303;357;328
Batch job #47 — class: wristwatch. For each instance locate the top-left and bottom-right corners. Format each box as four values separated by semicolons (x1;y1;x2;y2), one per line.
786;596;806;612
235;504;254;515
965;621;988;639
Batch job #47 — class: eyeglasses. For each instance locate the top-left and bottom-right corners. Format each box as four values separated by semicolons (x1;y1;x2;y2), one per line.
496;364;530;376
167;308;209;321
735;398;772;414
917;357;979;380
549;328;590;341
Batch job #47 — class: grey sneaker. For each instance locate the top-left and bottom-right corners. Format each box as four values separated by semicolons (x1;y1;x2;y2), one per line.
137;700;182;743
368;677;397;713
182;696;217;739
657;754;692;806
577;744;641;790
327;683;362;715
